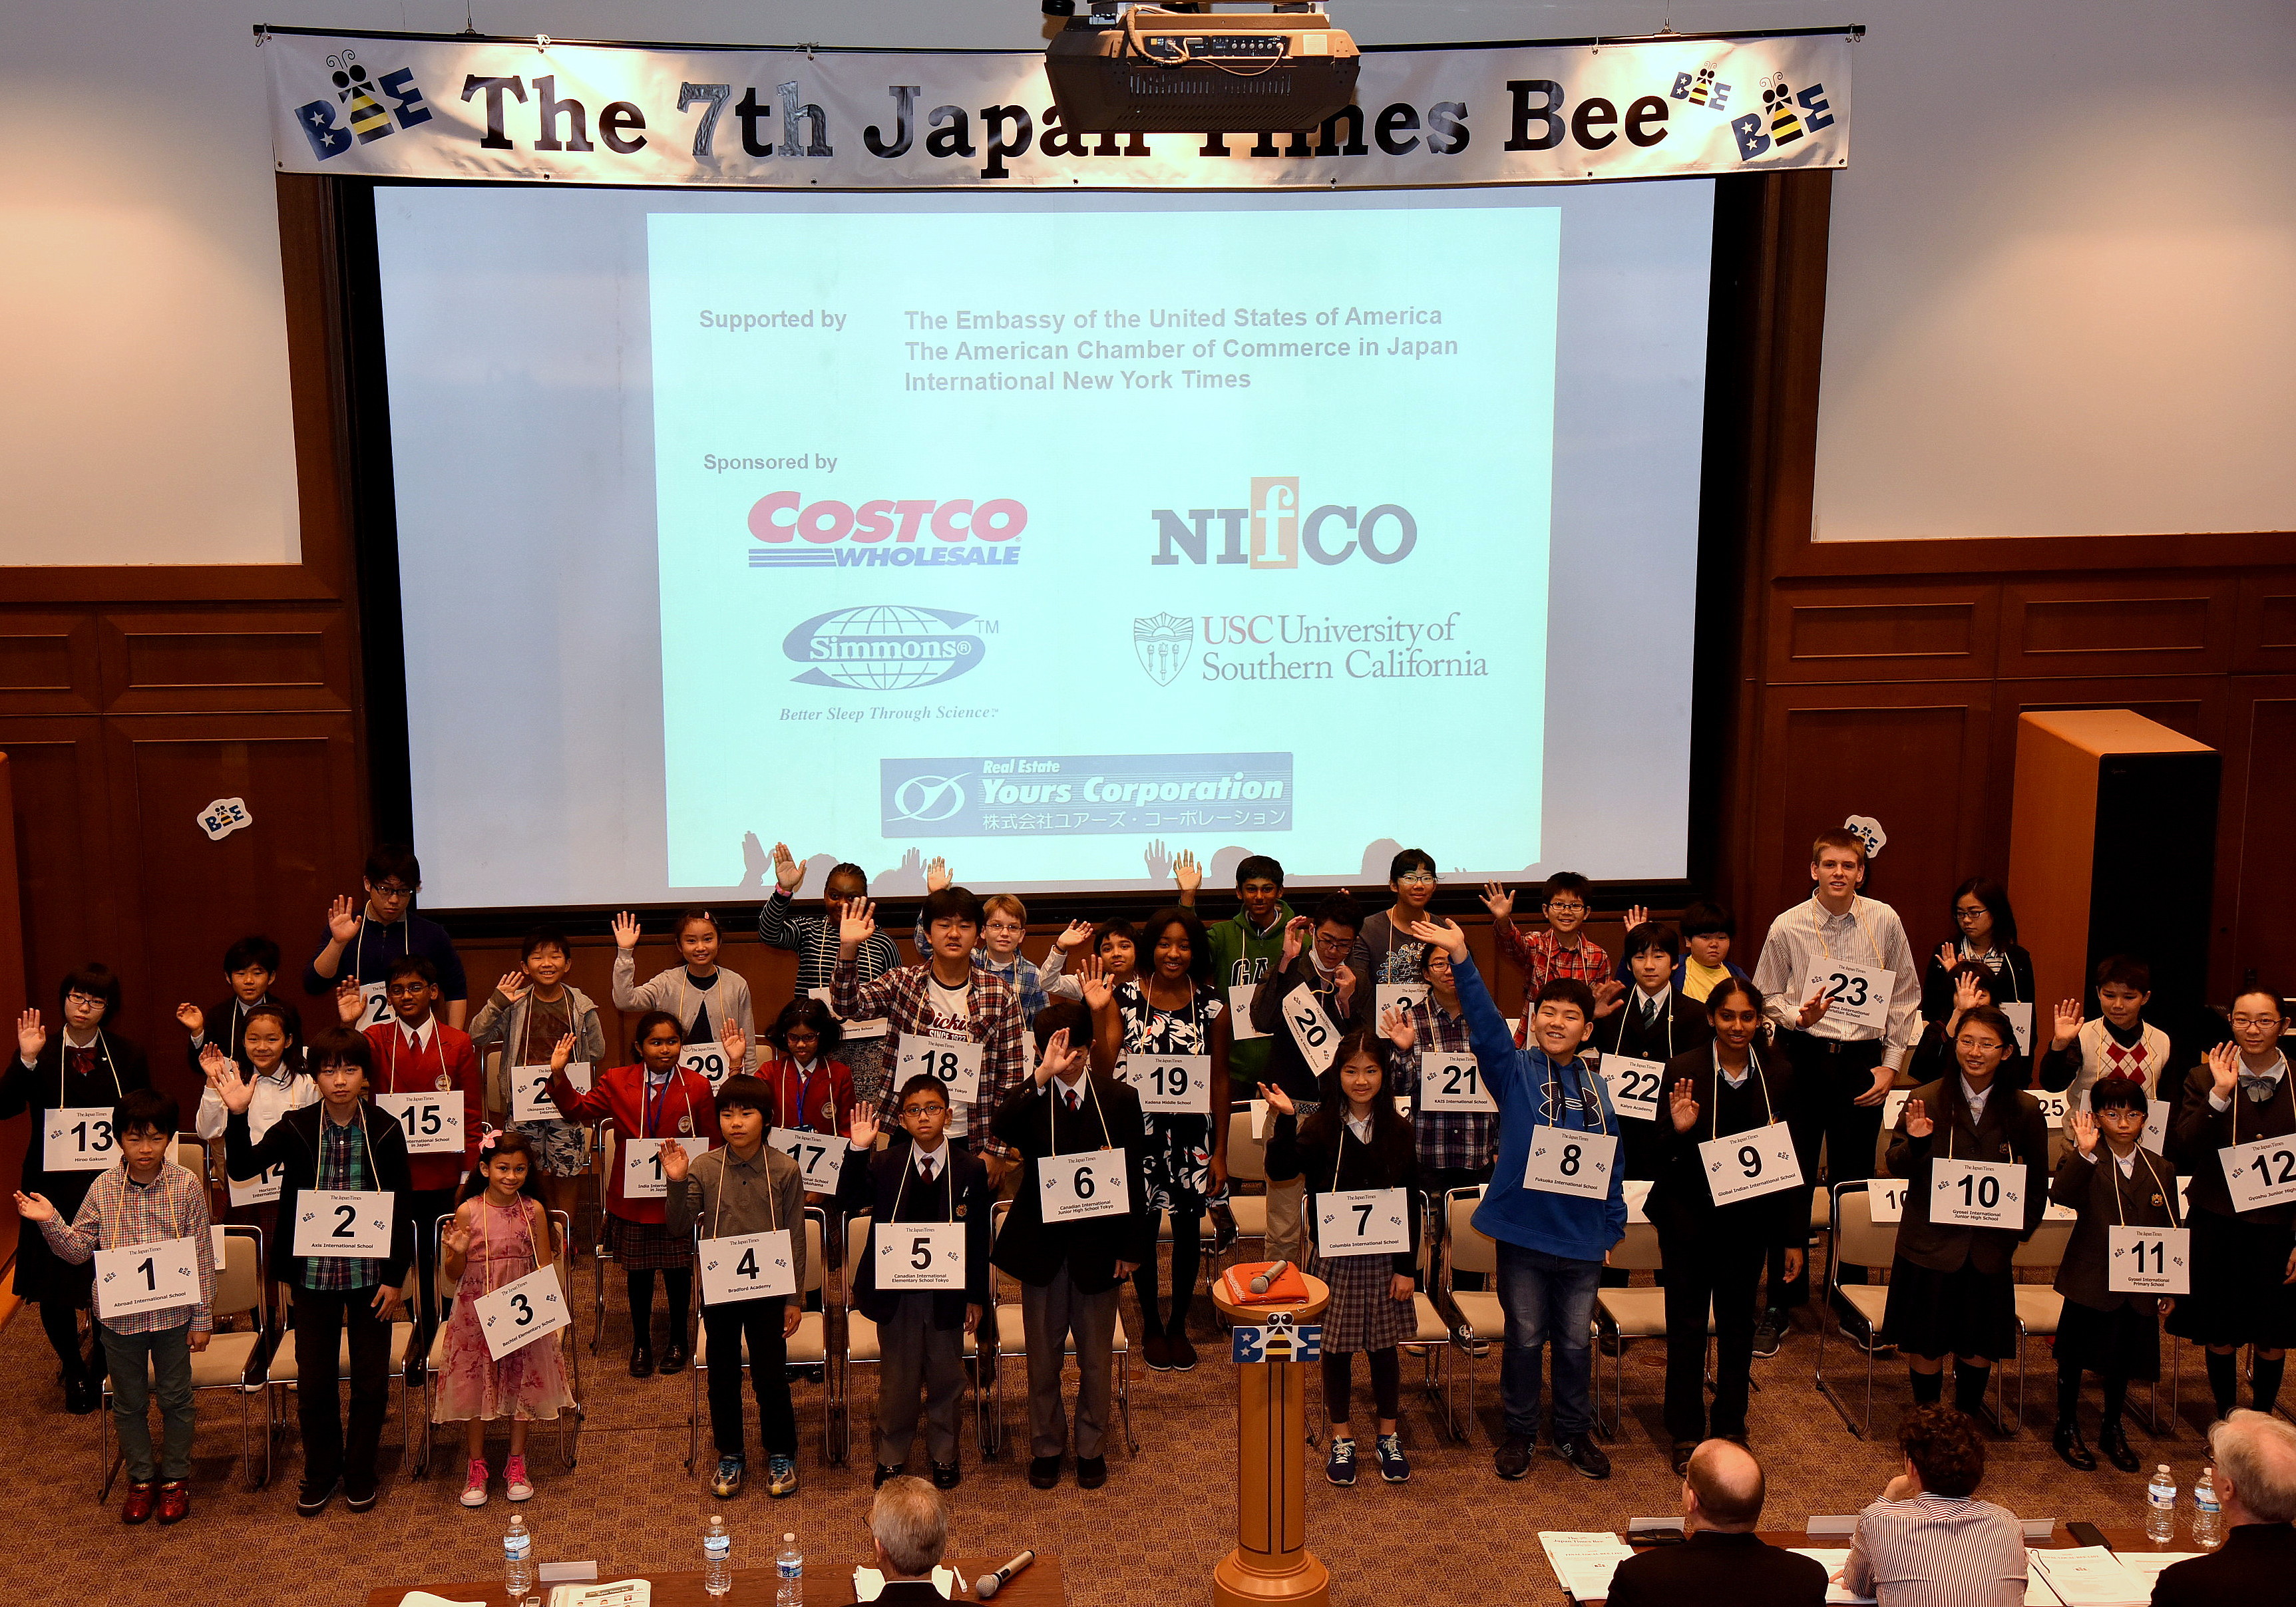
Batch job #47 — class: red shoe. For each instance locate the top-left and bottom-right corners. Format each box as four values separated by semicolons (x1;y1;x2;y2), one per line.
156;1482;190;1525
122;1481;156;1524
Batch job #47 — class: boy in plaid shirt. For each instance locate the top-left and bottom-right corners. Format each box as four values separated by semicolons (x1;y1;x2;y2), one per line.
17;1087;214;1525
1378;944;1498;1288
1485;872;1615;1041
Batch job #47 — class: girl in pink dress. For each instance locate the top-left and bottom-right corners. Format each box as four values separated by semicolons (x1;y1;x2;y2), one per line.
433;1130;571;1505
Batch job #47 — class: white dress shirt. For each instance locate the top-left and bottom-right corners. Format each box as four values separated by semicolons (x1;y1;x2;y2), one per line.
1751;894;1922;1070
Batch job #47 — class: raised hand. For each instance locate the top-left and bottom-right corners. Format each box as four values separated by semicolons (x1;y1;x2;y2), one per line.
719;1017;746;1067
1055;918;1095;952
2051;999;2083;1050
660;1137;692;1183
1952;971;1983;1016
327;894;363;944
1173;848;1202;893
16;1009;45;1063
1623;904;1649;932
496;970;531;1004
335;977;365;1025
198;1043;234;1081
2066;1107;2098;1158
1280;914;1314;966
612;910;641;952
1076;953;1113;1013
206;1056;256;1114
1794;989;1834;1031
1591;978;1626;1018
174;1002;204;1037
838;898;878;952
12;1191;57;1223
1668;1077;1699;1133
1036;1027;1081;1085
1379;1003;1416;1051
443;1215;473;1259
771;840;805;893
1400;916;1468;961
1935;942;1959;974
549;1031;578;1073
925;856;951;893
1257;1081;1296;1116
2206;1042;2240;1099
1903;1097;1933;1139
1480;882;1515;920
849;1107;881;1149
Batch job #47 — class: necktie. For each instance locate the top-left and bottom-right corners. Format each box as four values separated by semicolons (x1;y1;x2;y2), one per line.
1065;1089;1081;1113
920;1157;936;1184
1642;998;1660;1029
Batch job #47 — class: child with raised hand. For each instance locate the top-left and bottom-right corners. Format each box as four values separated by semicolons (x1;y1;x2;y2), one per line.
195;1003;313;1230
548;1015;727;1378
1484;872;1615;1034
1921;878;2035;1045
15;1086;214;1526
2038;954;2173;1110
469;926;605;1226
1048;920;1141;1001
433;1130;570;1508
303;843;469;1029
1262;1025;1420;1489
1911;963;2026;1089
759;846;900;1107
759;997;856;1170
611;908;758;1079
176;935;301;1076
918;862;1057;1023
2048;1075;2177;1473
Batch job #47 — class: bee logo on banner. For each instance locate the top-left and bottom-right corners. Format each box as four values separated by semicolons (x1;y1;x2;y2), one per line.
1731;71;1837;162
289;46;433;162
1669;64;1733;112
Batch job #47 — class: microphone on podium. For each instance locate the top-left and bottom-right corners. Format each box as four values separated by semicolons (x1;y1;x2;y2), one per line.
1249;1260;1290;1294
974;1550;1036;1600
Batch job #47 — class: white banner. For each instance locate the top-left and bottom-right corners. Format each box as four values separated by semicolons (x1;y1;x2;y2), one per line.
262;29;1851;190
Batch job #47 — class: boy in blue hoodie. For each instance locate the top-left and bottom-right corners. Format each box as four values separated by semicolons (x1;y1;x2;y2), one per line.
1405;916;1625;1483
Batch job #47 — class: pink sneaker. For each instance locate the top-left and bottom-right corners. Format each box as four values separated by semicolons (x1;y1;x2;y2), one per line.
459;1459;489;1508
504;1455;533;1502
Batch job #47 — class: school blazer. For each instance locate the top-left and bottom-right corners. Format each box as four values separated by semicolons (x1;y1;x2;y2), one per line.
547;1063;723;1224
223;1101;417;1288
2170;1064;2296;1227
1644;1046;1799;1240
1593;991;1713;1180
1265;1113;1422;1274
835;1143;994;1327
2048;1145;2178;1313
988;1074;1154;1292
1883;1078;2048;1275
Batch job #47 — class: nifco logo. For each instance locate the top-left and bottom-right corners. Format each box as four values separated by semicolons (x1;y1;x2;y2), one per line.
748;491;1026;570
1150;477;1415;568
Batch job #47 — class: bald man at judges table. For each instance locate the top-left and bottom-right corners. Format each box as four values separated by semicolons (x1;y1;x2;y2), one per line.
1603;1440;1826;1607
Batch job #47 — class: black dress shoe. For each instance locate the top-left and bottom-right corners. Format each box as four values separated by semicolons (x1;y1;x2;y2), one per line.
873;1463;904;1489
1075;1455;1107;1489
2053;1421;2098;1472
295;1479;339;1518
659;1340;689;1375
1028;1456;1061;1490
63;1375;100;1415
344;1481;380;1513
2098;1419;2140;1473
931;1460;961;1490
630;1342;655;1379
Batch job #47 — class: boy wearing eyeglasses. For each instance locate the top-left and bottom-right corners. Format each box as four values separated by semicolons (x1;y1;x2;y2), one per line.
304;843;471;1030
1484;872;1615;1041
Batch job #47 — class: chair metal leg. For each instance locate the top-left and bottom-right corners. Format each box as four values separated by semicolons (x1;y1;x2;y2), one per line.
1119;1346;1139;1455
686;1351;701;1475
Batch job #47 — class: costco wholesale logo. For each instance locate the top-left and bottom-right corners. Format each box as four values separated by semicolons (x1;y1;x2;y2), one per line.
781;606;988;691
1150;477;1416;568
748;492;1026;569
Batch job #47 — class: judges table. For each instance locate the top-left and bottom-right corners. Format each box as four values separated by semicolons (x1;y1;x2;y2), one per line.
367;1555;1061;1607
1576;1528;2165;1604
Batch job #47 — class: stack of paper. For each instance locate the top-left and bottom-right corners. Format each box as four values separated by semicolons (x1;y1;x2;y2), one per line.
1787;1548;1873;1604
2028;1546;2148;1607
1538;1532;1634;1600
2111;1551;2201;1584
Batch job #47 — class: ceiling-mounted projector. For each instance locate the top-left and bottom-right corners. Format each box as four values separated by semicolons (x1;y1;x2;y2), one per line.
1045;3;1360;134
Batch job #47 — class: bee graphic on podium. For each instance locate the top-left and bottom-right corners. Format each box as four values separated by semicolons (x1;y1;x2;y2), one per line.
1760;73;1807;147
1231;1311;1324;1363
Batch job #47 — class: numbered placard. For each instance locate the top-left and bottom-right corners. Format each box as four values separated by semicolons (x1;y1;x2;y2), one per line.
1124;1053;1214;1115
1281;984;1340;1075
2032;1088;2070;1129
1931;1157;2026;1228
699;1228;798;1304
807;987;887;1039
351;981;393;1032
377;1091;464;1156
2222;1135;2296;1212
510;1059;589;1125
292;1188;394;1259
769;1127;849;1194
1420;1051;1494;1113
1599;1056;1665;1123
1375;982;1429;1021
228;1161;285;1207
2142;1100;2171;1153
1315;1186;1411;1257
43;1107;118;1172
897;1035;983;1106
1523;1129;1619;1200
93;1236;201;1319
1883;1087;1912;1133
1800;960;1891;1032
621;1137;711;1199
874;1220;967;1290
2000;1001;2034;1056
679;1041;733;1090
1698;1121;1803;1206
2108;1224;2191;1294
474;1262;570;1359
1228;984;1266;1041
1040;1147;1128;1222
1866;1177;1913;1224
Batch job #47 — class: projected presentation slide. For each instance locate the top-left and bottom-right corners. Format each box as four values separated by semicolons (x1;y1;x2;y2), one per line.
375;185;1712;910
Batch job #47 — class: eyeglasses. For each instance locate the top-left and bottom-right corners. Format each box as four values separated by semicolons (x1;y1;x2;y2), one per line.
369;883;416;898
898;1105;944;1118
1544;900;1587;915
1953;906;1989;922
63;991;106;1009
1396;874;1437;888
2232;1014;2287;1029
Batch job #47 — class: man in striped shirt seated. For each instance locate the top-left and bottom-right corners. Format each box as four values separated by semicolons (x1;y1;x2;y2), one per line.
1843;1405;2024;1606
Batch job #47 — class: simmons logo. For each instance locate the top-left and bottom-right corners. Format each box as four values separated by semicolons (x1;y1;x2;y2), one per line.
749;492;1026;570
1150;477;1416;568
782;606;988;691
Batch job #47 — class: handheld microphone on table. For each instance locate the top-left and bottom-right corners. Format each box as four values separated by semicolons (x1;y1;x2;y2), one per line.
1249;1260;1290;1294
974;1550;1036;1600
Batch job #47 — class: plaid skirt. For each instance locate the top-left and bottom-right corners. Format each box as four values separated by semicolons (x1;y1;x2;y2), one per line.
606;1212;692;1271
1307;1248;1413;1353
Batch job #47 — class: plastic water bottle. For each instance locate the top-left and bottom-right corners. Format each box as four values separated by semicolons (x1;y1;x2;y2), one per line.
776;1532;804;1607
703;1517;733;1597
2194;1466;2223;1549
2145;1465;2178;1543
504;1513;534;1600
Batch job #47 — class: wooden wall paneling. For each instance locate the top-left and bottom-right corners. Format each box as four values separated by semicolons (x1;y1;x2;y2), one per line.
100;713;364;1103
0;611;101;717
97;608;355;715
1766;580;1998;685
1750;683;1994;958
2223;682;2296;999
0;755;25;1246
1996;576;2237;681
2235;575;2296;676
0;721;118;1012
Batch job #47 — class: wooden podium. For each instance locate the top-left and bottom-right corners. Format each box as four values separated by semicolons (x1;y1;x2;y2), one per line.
1211;1275;1332;1607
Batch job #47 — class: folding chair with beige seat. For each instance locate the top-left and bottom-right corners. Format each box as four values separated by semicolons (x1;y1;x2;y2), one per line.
417;1212;584;1476
976;1201;1137;1458
1218;1108;1271;1285
685;1208;835;1474
261;1264;424;1485
1591;1219;1720;1440
2005;1213;2076;1437
841;1211;976;1467
97;1224;270;1498
1814;1179;1899;1439
590;1121;617;1351
175;1133;211;1202
1436;1186;1505;1440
